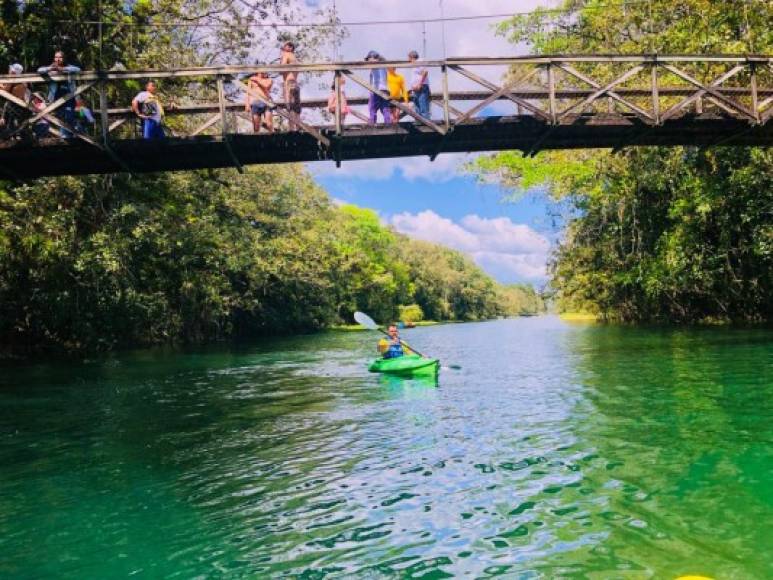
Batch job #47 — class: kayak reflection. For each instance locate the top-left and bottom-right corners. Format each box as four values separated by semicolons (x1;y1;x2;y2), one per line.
377;371;439;389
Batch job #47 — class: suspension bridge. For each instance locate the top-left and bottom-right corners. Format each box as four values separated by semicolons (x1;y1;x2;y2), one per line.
0;54;771;179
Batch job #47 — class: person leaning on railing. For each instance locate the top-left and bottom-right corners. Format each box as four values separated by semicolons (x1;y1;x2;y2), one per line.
37;50;81;139
0;63;30;140
365;50;391;124
387;66;409;125
246;71;275;134
327;76;349;124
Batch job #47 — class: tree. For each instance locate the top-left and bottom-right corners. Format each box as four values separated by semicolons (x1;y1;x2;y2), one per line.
0;0;342;71
471;0;772;322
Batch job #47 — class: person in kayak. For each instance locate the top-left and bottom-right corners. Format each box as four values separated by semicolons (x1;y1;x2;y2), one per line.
377;324;412;359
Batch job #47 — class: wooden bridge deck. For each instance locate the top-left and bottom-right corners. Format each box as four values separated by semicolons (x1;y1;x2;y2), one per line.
1;55;771;179
1;113;771;179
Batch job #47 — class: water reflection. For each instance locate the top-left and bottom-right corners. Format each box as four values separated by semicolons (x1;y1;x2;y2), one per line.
562;326;773;579
0;319;771;577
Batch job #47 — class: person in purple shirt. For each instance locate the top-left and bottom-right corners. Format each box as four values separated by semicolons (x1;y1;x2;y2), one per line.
365;50;391;125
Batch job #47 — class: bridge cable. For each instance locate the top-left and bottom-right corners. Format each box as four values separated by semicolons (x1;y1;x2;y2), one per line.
56;0;664;30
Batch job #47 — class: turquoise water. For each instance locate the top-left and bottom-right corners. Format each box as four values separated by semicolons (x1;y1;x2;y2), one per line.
1;317;771;578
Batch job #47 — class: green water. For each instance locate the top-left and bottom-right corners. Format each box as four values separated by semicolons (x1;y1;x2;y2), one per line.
1;317;771;578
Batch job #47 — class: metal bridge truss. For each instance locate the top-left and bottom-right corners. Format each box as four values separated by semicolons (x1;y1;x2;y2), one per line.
0;55;771;178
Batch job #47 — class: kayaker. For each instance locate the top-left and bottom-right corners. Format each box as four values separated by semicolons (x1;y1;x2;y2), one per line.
377;324;411;359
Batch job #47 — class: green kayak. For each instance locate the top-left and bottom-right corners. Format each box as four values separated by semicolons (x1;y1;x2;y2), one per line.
368;354;440;376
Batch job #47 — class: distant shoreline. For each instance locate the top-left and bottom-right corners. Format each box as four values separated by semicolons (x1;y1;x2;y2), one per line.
329;315;545;332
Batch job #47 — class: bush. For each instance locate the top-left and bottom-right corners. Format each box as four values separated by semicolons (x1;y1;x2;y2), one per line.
399;304;424;323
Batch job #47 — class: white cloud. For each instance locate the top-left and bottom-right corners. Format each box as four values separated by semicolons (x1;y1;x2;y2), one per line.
325;0;552;62
460;214;549;254
473;251;549;281
392;210;480;251
390;209;550;282
308;152;477;182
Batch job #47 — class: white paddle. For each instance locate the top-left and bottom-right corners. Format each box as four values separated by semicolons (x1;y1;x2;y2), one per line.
354;311;462;370
354;311;429;358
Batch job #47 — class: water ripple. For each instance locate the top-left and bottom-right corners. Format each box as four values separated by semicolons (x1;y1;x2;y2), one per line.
1;319;771;578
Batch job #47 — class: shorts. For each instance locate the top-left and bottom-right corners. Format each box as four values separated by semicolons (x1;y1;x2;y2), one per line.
142;118;165;140
286;81;301;113
250;102;267;115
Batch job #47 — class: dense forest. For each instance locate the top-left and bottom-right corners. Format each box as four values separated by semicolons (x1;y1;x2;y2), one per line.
473;0;772;323
0;169;543;355
0;1;543;357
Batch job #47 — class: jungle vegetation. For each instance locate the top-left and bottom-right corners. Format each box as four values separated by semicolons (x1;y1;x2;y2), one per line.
473;0;772;323
0;1;544;356
0;171;543;355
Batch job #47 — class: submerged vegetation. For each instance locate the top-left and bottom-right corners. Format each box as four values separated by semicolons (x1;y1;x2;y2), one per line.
0;169;543;355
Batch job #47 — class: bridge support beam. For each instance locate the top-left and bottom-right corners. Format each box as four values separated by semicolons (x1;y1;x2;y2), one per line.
218;76;244;173
99;80;132;173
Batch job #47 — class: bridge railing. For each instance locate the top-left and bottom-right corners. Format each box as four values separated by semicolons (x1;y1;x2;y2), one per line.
1;55;771;167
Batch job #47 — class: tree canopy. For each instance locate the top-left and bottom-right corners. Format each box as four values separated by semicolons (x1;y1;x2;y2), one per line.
0;0;544;357
0;169;544;355
0;0;341;71
472;0;772;323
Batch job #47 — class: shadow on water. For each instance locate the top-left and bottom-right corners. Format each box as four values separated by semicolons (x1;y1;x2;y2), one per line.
0;318;771;577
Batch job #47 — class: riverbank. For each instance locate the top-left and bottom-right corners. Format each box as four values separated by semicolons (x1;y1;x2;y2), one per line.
559;312;599;322
329;316;543;332
0;170;545;357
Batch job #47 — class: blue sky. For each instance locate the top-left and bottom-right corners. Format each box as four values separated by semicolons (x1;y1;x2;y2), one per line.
316;159;546;224
309;154;559;285
301;0;560;286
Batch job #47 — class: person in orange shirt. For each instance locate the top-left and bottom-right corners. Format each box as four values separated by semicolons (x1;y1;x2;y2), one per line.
386;66;408;125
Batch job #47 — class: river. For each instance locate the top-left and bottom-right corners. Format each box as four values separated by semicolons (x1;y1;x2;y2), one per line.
1;317;771;578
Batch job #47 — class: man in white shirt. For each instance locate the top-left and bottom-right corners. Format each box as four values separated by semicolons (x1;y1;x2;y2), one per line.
131;80;165;140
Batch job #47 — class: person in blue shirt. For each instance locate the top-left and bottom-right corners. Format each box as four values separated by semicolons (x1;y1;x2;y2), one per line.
377;324;413;359
365;50;391;125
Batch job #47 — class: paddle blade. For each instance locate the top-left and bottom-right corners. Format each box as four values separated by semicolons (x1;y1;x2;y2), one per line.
354;311;379;330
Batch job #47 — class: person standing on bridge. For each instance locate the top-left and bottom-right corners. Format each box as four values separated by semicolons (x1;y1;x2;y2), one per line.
246;71;274;134
0;63;30;139
365;51;391;125
327;77;349;123
37;51;81;139
280;41;301;131
408;50;431;119
132;80;165;140
387;66;408;125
